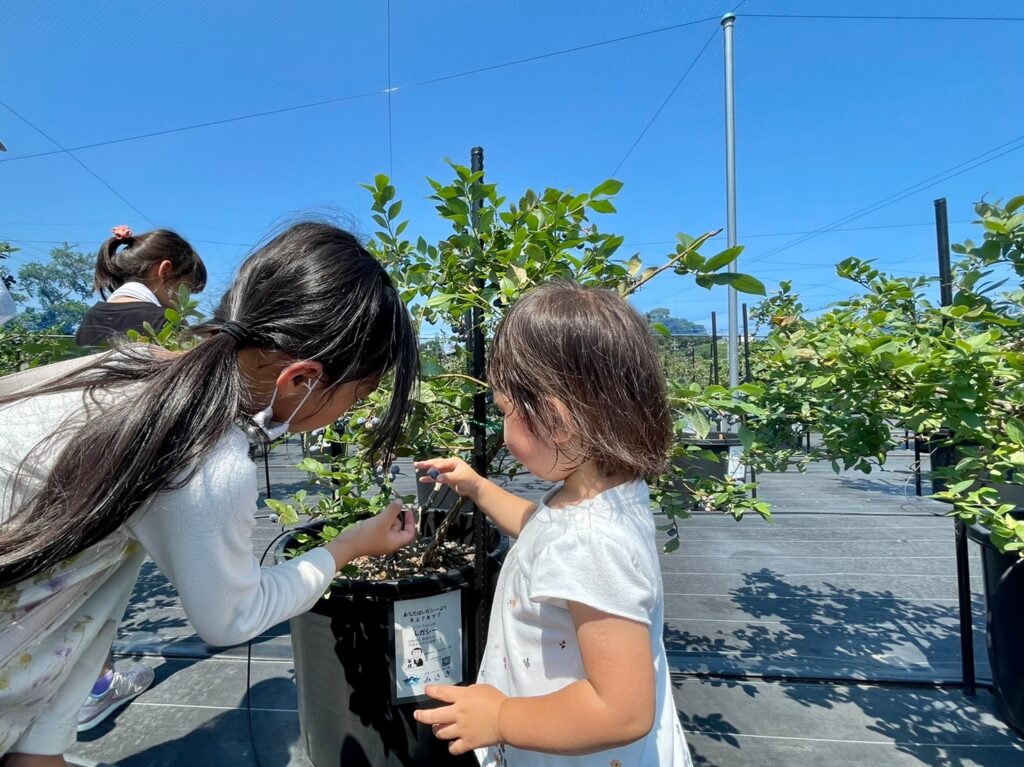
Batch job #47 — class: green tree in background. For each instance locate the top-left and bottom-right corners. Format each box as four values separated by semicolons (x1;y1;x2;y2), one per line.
646;307;706;336
7;243;94;333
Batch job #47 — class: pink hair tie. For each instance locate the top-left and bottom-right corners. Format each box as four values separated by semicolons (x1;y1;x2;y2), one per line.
112;225;133;240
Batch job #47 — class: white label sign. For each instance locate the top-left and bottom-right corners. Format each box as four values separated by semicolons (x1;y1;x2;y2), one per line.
393;590;462;702
0;281;15;326
728;445;746;482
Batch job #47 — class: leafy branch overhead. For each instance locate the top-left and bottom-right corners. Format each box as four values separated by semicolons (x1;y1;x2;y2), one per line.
285;163;771;551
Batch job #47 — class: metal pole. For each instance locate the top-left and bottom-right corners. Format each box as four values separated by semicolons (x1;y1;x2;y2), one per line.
710;312;720;386
722;13;739;389
470;146;489;673
936;197;976;696
742;303;756;497
745;301;753;380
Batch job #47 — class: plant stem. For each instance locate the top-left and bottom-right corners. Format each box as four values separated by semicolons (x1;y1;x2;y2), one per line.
434;373;488;388
621;229;721;297
421;434;505;566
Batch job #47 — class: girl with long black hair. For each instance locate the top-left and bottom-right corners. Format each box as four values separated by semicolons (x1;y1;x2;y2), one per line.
0;222;420;765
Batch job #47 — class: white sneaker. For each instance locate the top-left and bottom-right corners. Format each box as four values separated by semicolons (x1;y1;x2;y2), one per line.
77;665;155;732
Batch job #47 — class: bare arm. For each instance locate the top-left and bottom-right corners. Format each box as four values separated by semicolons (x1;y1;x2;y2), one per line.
416;602;656;755
415;457;536;537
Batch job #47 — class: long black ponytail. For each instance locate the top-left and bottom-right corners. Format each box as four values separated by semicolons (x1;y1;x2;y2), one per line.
0;223;418;586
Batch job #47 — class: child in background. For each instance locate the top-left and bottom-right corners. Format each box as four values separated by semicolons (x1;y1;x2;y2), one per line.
415;281;692;766
76;226;207;347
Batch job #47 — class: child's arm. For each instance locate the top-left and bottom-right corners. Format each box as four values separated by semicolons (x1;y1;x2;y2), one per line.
414;457;536;538
415;602;656;755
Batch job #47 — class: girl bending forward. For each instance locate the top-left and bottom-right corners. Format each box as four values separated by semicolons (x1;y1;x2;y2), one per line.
0;223;419;765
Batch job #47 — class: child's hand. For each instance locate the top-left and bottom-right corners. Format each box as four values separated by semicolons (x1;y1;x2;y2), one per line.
348;501;417;558
414;457;482;500
414;683;506;754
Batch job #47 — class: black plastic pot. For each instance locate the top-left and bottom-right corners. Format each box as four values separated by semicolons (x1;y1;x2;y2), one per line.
279;512;508;767
925;433;1024;508
672;431;741;505
967;520;1024;735
922;429;957;495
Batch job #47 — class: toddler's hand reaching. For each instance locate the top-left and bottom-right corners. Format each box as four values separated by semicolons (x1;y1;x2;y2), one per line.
414;457;482;500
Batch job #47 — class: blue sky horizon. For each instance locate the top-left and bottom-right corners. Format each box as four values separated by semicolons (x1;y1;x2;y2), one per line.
2;0;1022;335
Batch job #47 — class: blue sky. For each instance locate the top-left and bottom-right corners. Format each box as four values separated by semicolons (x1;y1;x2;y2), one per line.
2;0;1022;334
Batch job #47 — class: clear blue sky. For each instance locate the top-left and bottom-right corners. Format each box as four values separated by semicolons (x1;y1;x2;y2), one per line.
2;0;1022;334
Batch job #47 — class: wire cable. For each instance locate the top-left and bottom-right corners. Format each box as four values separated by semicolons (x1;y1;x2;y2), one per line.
386;0;394;179
0;16;720;165
744;13;1024;22
744;135;1024;266
610;27;718;177
0;100;156;226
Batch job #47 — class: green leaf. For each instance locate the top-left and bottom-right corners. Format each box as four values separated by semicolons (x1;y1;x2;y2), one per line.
700;272;766;295
1007;418;1024;447
278;506;299;526
870;341;900;356
652;322;671;338
738;424;754;450
1005;195;1024;214
588;199;616;214
663;537;680;553
947;479;976;495
424;293;454;308
703;246;743;272
729;273;766;295
591;179;624;197
387;200;403;220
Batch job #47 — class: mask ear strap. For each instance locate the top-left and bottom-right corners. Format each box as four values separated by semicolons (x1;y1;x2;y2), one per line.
252;388;278;429
278;378;320;433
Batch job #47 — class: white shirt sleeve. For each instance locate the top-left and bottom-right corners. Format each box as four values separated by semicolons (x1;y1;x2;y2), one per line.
127;429;336;647
527;526;657;626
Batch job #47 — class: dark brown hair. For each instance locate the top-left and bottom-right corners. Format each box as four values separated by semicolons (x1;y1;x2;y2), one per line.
488;280;671;479
95;228;207;299
0;223;417;586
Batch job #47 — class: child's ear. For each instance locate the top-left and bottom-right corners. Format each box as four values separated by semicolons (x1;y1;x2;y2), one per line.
545;397;575;446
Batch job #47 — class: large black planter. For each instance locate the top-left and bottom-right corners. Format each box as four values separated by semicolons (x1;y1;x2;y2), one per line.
922;429;956;495
280;512;507;767
672;431;742;506
968;521;1024;736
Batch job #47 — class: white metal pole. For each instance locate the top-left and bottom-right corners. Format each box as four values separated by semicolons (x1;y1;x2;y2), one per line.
722;12;739;389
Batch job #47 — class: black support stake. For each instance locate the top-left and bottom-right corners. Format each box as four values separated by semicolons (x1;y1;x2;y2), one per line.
936;196;976;696
470;147;489;673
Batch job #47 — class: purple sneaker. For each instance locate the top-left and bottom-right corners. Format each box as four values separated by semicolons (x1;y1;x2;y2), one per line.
77;665;155;732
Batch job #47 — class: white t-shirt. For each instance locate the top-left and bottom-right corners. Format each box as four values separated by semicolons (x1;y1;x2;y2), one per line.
0;389;336;755
476;479;692;767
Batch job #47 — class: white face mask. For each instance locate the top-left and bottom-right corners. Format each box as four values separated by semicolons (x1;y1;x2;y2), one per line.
252;379;319;440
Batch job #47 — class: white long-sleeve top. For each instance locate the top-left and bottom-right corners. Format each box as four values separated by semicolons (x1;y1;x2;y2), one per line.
0;388;336;755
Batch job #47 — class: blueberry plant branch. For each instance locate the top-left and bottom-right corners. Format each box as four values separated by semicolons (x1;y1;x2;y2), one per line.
282;164;772;566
